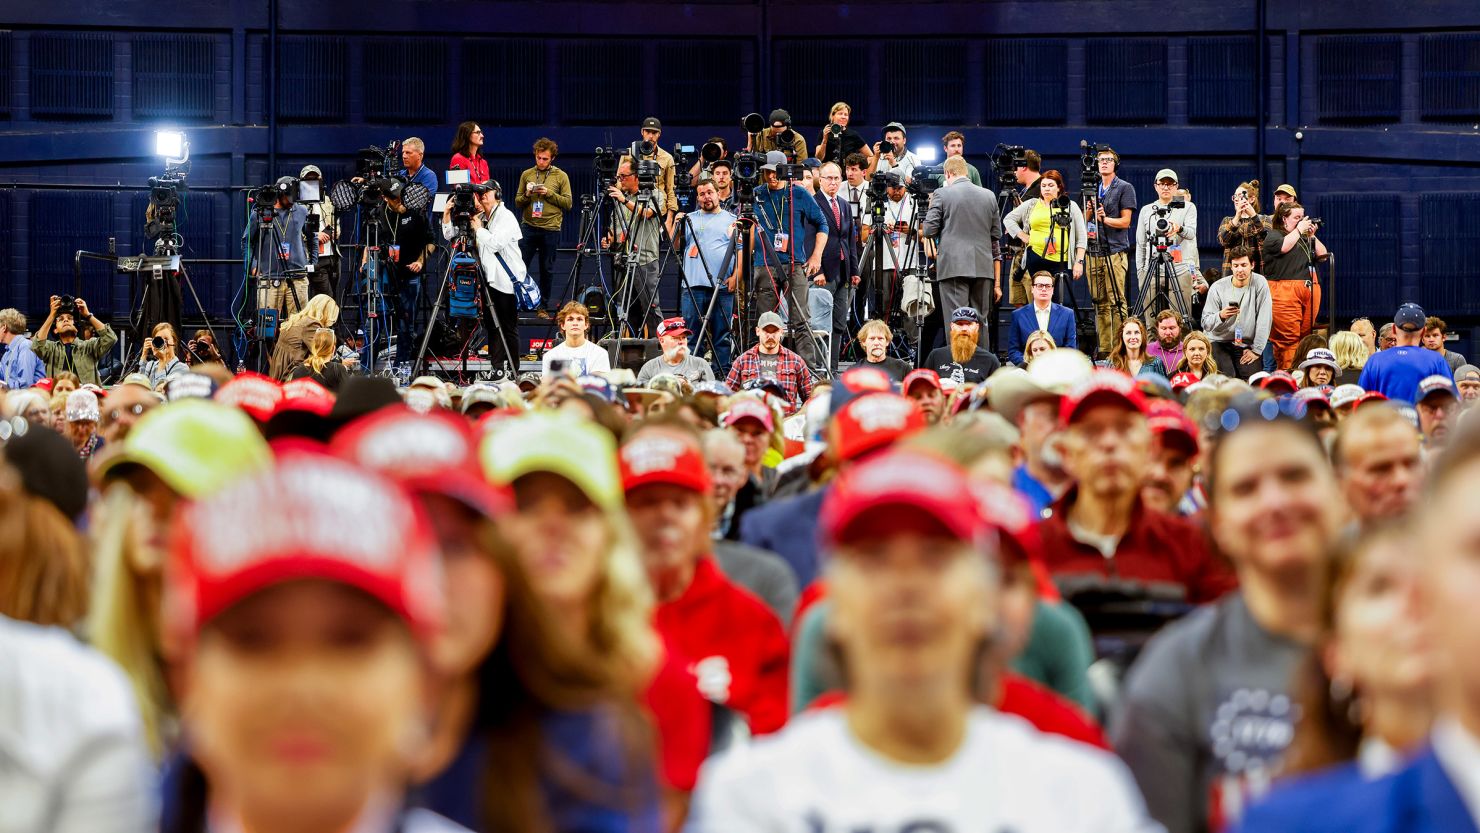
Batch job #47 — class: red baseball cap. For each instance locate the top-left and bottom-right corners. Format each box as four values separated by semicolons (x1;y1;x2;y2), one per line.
1169;372;1199;392
820;449;986;548
1059;369;1149;426
1146;399;1199;456
215;372;284;422
723;397;775;432
1260;371;1299;394
619;431;713;495
903;368;942;395
331;409;511;519
832;392;925;463
656;317;690;339
165;451;445;643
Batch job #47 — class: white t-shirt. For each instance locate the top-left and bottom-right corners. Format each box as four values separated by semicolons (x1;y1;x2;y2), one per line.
688;706;1160;833
541;339;611;378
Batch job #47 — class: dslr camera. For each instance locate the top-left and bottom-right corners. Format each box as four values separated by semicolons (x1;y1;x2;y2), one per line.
56;294;78;319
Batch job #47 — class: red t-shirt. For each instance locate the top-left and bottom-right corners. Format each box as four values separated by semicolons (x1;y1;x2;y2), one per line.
449;152;489;185
654;557;790;736
640;639;711;792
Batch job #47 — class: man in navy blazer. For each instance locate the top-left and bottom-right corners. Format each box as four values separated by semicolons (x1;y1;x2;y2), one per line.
1009;270;1078;364
814;162;860;370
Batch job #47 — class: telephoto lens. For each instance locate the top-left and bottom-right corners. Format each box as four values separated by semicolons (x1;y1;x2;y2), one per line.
152;336;166;350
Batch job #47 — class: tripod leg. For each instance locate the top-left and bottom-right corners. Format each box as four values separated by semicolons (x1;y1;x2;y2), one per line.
411;261;454;380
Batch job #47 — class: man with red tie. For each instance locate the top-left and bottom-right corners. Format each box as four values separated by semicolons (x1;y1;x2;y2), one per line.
813;162;861;372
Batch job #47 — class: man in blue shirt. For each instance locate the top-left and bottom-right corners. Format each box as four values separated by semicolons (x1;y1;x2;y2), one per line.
751;151;827;371
1359;303;1453;404
674;176;739;373
399;137;439;200
1085;146;1137;356
0;308;44;390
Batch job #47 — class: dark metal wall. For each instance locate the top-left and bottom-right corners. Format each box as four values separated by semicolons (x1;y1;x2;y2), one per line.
2;0;1479;351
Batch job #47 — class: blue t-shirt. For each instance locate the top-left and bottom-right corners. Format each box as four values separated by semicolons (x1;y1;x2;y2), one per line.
1357;346;1453;404
1013;464;1054;518
753;184;827;268
681;208;737;290
413;706;660;833
402;165;439;198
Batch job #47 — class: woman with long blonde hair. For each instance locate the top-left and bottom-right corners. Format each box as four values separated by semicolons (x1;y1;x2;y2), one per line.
287;327;348;391
1330;330;1369;387
268;293;339;381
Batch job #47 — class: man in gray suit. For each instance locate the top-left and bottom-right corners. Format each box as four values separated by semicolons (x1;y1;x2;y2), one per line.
921;156;1002;347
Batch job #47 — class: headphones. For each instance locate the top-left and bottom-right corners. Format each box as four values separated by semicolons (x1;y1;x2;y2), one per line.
485;178;503;201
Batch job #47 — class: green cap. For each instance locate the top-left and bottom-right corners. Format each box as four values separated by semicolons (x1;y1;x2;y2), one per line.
479;412;620;512
97;399;273;499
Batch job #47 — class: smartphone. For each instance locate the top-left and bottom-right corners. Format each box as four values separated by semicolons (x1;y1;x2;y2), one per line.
549;358;572;376
1228;301;1241;309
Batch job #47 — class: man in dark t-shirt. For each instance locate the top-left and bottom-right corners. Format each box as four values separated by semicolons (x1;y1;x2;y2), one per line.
925;306;1001;384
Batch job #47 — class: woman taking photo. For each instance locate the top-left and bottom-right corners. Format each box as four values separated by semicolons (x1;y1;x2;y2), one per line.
289;328;349;391
269;294;340;382
141;322;189;389
450;121;490;185
814;102;872;166
1173;331;1217;381
1003;170;1088;296
1261;202;1328;369
1217;180;1267;276
1106;318;1167;378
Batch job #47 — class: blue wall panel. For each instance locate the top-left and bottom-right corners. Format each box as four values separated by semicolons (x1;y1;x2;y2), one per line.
28;192;114;312
1087;38;1167;124
882;40;967;125
1316;34;1401;123
277;36;347;122
1317;193;1401;321
464;40;546;126
30;32;113;119
983;39;1067;125
1186;35;1257;124
773;40;872;127
1421;33;1480;122
0;32;11;119
1420;194;1480;316
133;33;215;120
657;40;750;126
364;38;447;124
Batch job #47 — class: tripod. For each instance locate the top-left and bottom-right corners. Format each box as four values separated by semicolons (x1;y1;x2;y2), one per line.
749;182;833;377
247;205;307;375
1044;208;1097;355
539;191;615;352
348;202;395;376
609;187;663;345
412;223;518;383
1133;236;1191;323
848;193;918;365
671;210;729;365
122;229;220;378
1081;188;1129;355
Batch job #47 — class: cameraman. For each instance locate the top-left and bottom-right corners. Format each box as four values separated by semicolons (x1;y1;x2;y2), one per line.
636;117;677;217
1261;201;1328;369
814;102;873;167
1016;149;1042;199
1134;168;1199;320
243;177;311;317
604;157;667;333
515;138;572;312
753;109;808;161
750;151;827;370
364;180;434;364
859;172;917;323
709;158;737;211
867;122;918;184
942;132;984;188
299;165;339;301
672;176;739;372
1085;146;1137;356
442;182;523;374
34;296;116;385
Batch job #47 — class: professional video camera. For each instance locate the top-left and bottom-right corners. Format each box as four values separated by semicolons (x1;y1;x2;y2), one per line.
634;158;660;193
1049;194;1074;227
774;162;806;181
146;174;187;242
672;144;696;212
991;143;1026;188
730;150;764;204
1079;140;1113;191
867;171;895;204
449;182;490;233
250;176;321;215
907;166;943;197
1148;197;1187;251
594;146;621;189
326;142;410;212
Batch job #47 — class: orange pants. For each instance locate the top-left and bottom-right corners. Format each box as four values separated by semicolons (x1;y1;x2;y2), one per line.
1269;278;1321;369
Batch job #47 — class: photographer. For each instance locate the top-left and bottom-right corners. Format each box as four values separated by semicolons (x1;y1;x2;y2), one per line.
299;165;340;300
688;135;729;180
814;102;873;167
1261;201;1328;369
636;117;677;216
515;138;572;312
709;158;737;211
443;181;524;374
1134;169;1200;322
138;322;188;389
33;296;116;386
750;152;828;370
364;180;434;364
753;109;808;161
867;122;918;183
672;176;739;372
858;172;917;321
244;177;311;318
184;328;223;366
1217;179;1267;276
1002;170;1087;296
604;156;667;333
942;131;984;188
921;156;1002;344
1084;146;1137;356
1200;247;1271;380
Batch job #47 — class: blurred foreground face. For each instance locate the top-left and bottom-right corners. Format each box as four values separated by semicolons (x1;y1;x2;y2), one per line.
1421;460;1480;716
1328;536;1432;706
829;532;993;693
1211;424;1341;577
1339;420;1422;525
422;495;505;676
505;472;608;611
627;482;707;598
1064;405;1150;500
184;582;424;830
1142;438;1195;515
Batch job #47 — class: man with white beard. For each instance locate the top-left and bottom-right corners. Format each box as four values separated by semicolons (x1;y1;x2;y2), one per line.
638;317;716;385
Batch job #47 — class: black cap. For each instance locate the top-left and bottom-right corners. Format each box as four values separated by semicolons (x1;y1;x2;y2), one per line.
3;426;89;523
641;116;662;131
327;376;404;430
769;109;791;125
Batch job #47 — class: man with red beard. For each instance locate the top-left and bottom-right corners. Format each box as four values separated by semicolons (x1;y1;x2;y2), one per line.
925;307;1001;385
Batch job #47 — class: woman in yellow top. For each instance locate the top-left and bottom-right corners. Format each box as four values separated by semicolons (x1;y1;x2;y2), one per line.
1003;170;1088;293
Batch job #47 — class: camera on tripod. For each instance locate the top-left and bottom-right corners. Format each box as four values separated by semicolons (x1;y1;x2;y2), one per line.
907;167;943;197
1049;195;1074;228
729;151;764;205
1149;198;1186;251
991;144;1026;189
671;144;696;212
594;146;621;188
634;158;660;193
1079;140;1112;191
867;171;896;204
449;182;490;231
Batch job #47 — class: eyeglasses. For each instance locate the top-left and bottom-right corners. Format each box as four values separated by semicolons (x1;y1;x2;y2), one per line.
106;403;150;422
472;129;483;134
1033;283;1054;290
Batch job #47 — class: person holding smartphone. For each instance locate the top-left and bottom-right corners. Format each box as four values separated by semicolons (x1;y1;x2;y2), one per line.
1201;247;1272;380
1218;180;1268;277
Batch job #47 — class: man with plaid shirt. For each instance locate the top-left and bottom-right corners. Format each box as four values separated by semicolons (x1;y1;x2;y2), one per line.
726;311;815;413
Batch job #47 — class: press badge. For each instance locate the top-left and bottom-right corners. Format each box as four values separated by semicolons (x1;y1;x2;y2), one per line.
1234;326;1245;347
688;244;699;258
531;200;544;218
773;232;789;252
278;241;291;260
388;244;402;262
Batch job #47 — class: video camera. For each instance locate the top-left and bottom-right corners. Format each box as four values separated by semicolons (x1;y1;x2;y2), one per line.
146;173;187;242
594;146;621;189
634;158;660;193
1149;197;1187;251
449;182;491;231
867;171;896;204
907;166;943;198
1079;140;1113;191
672;144;696;213
251;177;320;214
730;150;764;205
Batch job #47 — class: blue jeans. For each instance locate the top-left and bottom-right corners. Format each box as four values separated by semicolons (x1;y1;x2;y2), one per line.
681;286;733;374
1261;342;1276;373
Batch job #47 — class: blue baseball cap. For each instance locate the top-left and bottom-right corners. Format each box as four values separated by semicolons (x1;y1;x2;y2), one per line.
1395;302;1427;332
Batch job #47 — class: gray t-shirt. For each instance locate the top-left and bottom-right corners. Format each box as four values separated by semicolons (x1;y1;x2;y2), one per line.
1110;593;1306;833
636;353;715;386
616;189;666;265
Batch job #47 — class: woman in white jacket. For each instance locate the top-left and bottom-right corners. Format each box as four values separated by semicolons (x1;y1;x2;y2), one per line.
441;180;524;377
1003;170;1087;302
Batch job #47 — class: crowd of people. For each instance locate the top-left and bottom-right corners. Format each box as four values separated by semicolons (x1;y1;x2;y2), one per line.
6;104;1480;833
